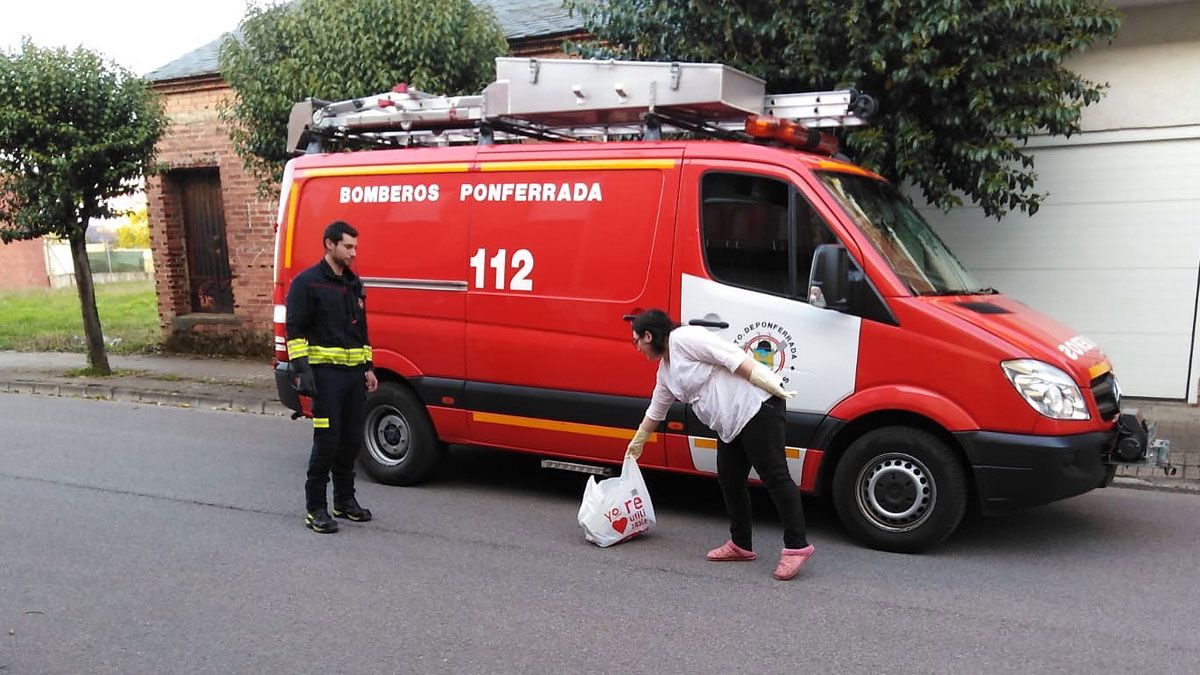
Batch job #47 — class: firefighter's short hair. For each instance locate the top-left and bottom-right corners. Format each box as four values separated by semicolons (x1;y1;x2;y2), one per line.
323;220;359;246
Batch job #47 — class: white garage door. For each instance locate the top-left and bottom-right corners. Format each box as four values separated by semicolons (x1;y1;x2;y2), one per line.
917;130;1200;400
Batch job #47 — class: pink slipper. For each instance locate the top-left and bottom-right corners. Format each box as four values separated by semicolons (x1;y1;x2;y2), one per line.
706;540;756;562
773;545;815;580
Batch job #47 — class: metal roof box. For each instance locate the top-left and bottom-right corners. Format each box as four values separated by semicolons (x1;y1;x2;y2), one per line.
484;57;766;126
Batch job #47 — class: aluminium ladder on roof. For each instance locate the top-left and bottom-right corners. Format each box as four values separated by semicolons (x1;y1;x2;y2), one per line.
286;57;876;154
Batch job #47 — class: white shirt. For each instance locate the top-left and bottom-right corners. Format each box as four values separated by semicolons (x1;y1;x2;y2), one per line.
644;325;771;443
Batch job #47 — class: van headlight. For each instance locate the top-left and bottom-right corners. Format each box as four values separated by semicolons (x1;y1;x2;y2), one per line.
1001;359;1090;420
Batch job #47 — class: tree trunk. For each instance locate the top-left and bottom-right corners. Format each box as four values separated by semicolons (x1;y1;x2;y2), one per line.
68;232;111;374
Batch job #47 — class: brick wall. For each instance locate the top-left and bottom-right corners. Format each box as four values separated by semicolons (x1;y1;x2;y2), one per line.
146;76;277;352
0;237;49;290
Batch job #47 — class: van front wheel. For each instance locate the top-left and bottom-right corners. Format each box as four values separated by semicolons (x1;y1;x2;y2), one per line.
832;426;967;553
360;382;444;485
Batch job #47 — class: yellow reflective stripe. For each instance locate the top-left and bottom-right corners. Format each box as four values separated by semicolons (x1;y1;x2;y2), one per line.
296;163;471;178
283;188;299;269
363;345;372;361
309;351;367;363
309;355;367;366
286;338;309;360
306;345;371;366
312;418;330;429
479;159;677;172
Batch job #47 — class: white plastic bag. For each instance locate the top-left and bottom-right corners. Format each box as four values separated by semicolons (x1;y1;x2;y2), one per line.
577;455;656;547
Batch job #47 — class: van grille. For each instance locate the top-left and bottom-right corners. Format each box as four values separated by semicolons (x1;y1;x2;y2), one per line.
1090;373;1120;421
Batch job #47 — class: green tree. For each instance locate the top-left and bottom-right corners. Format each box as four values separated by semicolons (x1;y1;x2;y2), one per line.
0;40;166;374
566;0;1119;218
115;207;151;249
221;0;509;188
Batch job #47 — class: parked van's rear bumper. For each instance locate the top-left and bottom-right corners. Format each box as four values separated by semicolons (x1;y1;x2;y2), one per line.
956;429;1117;515
274;361;302;414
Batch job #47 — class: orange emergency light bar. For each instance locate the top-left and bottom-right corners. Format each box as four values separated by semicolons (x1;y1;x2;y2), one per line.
744;115;839;156
745;115;781;136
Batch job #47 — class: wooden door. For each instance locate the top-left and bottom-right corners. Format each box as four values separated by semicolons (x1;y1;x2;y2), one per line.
178;171;234;313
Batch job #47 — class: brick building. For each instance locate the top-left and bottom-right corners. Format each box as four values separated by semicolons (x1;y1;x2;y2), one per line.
144;0;584;352
0;238;49;290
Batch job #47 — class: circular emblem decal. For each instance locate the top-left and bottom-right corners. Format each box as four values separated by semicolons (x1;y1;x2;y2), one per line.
735;321;798;385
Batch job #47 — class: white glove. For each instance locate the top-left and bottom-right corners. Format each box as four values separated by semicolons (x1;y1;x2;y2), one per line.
626;428;651;459
749;363;797;400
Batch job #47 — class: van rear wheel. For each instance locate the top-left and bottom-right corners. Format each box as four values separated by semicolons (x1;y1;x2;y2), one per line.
361;382;444;485
832;426;967;553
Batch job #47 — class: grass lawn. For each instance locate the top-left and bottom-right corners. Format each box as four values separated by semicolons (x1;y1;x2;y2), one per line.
0;281;159;353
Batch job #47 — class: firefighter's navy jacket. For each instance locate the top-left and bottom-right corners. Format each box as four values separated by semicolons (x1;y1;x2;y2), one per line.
285;259;372;370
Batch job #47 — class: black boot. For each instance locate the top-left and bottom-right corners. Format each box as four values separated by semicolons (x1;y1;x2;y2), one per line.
305;509;339;533
332;497;373;522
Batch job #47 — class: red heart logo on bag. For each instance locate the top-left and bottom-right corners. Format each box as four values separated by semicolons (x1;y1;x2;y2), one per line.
611;517;628;534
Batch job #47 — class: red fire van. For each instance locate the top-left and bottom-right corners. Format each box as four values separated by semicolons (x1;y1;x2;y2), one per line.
272;59;1167;551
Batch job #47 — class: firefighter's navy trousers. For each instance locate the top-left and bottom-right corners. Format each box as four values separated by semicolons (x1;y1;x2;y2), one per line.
305;366;366;512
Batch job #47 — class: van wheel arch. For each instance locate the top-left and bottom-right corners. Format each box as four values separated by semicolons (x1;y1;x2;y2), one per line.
360;373;446;486
819;410;971;494
821;412;977;552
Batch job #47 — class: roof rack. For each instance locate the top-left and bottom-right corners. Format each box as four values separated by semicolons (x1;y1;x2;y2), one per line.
287;57;876;154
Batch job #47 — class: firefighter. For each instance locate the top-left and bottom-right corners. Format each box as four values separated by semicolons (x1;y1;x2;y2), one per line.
286;220;379;533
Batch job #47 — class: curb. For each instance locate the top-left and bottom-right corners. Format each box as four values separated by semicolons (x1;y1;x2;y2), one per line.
0;379;293;417
1111;476;1200;495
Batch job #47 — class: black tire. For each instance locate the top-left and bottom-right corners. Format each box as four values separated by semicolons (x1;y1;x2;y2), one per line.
360;382;445;486
832;426;968;553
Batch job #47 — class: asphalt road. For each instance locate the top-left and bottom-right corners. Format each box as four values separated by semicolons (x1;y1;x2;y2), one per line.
2;394;1199;674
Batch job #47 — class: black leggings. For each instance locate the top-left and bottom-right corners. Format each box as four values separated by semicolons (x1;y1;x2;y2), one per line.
716;396;808;550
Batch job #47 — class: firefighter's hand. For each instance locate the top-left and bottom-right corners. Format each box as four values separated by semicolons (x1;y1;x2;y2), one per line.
297;372;317;397
291;357;317;397
625;428;650;460
365;369;378;393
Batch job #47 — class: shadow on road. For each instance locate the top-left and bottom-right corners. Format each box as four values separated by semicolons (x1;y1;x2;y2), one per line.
370;444;1143;556
945;493;1152;556
425;445;849;544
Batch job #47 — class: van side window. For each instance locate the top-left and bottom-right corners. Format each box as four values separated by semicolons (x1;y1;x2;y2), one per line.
701;173;839;300
701;173;790;295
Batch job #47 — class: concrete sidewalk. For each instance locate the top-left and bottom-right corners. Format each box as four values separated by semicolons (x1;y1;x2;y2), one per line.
1;350;1195;492
0;350;286;416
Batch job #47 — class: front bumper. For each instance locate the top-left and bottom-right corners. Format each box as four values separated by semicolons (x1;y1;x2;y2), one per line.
956;414;1172;515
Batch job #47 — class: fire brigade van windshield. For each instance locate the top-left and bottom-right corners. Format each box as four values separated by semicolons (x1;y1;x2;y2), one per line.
271;58;1168;553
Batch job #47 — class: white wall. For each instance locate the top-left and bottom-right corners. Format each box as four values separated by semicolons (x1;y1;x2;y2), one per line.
1076;1;1200;131
916;1;1200;400
922;134;1200;400
44;242;154;287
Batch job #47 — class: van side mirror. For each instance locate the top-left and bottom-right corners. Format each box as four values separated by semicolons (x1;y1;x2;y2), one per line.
808;244;850;310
